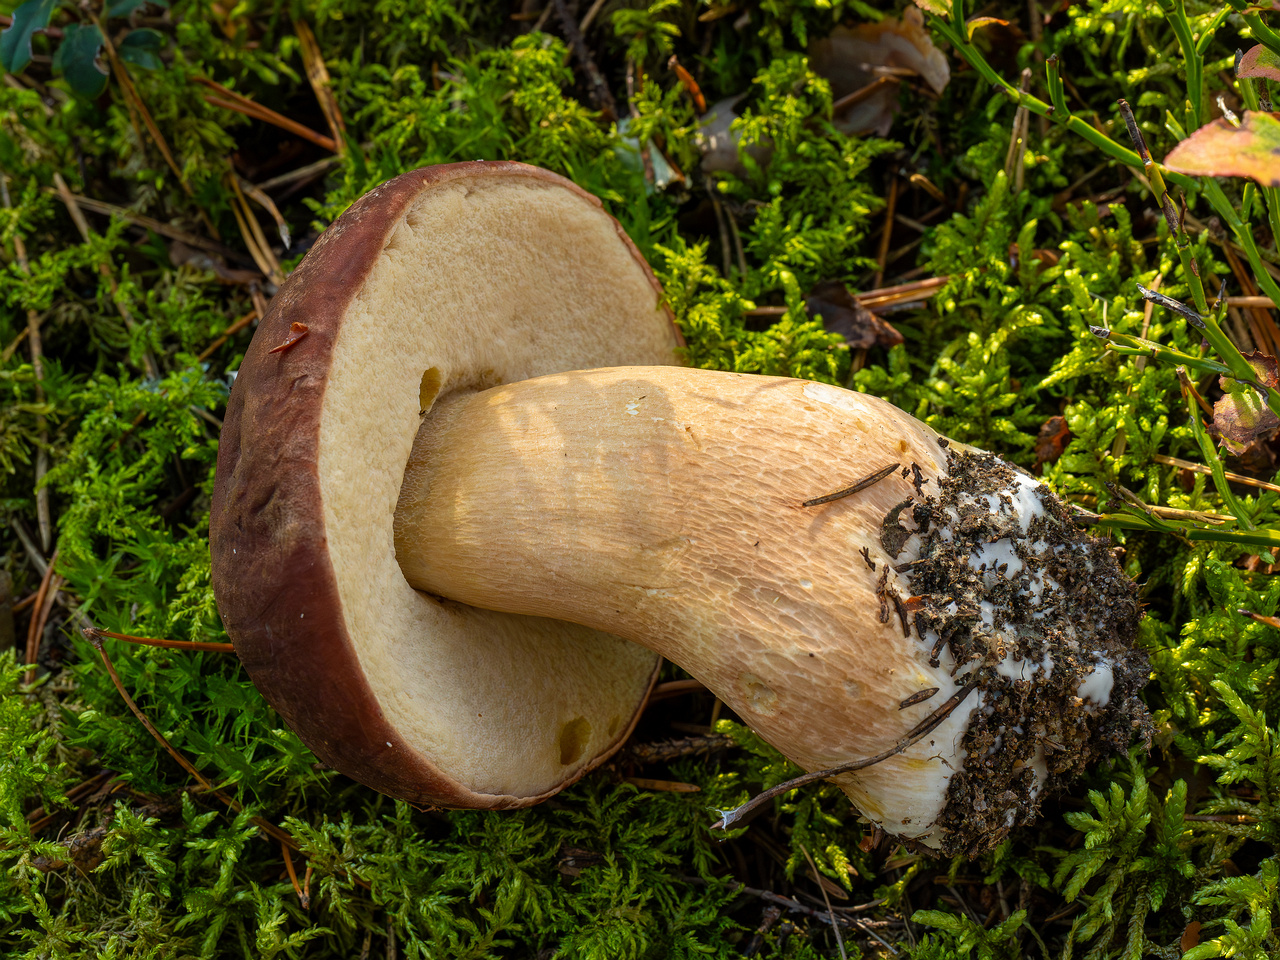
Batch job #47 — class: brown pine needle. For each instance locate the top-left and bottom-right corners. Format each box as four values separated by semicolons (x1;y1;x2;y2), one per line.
803;462;900;507
24;553;60;685
283;839;310;907
198;309;260;362
83;626;235;653
195;77;339;152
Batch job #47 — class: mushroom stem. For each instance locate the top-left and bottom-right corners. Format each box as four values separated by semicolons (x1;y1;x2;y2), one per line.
395;366;958;844
394;365;1150;854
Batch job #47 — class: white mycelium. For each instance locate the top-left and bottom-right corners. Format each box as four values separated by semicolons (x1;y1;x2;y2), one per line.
870;451;1140;852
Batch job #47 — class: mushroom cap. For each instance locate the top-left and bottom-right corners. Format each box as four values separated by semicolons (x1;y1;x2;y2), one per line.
210;162;683;807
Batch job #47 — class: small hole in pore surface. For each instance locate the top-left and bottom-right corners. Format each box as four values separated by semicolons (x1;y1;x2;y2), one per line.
419;367;443;414
559;716;592;766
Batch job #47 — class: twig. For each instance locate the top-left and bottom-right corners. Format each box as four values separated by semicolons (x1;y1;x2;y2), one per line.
2;174;52;551
10;519;48;577
551;0;617;120
578;0;609;33
832;77;899;120
623;734;734;764
712;684;975;829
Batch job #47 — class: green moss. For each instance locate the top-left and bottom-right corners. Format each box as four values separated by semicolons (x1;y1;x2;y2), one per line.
2;0;1279;955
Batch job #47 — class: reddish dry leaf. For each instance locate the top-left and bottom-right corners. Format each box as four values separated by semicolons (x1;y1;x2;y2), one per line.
809;7;949;137
1034;416;1070;470
1164;111;1280;187
913;0;951;15
1239;44;1280;82
1214;351;1280;454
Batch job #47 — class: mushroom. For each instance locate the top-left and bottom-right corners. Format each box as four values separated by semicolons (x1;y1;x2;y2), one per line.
211;162;1151;855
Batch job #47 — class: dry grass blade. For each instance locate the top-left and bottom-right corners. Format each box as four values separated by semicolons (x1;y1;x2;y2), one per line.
800;843;848;960
228;175;285;286
236;178;290;248
1153;453;1280;492
294;19;346;149
99;27;220;239
873;172;899;288
50;191;256;266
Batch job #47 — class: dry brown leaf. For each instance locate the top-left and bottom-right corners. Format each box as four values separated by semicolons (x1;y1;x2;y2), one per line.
1213;351;1280;455
806;281;904;349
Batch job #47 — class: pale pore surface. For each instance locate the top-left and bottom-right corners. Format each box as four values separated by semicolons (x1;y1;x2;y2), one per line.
396;367;975;842
316;176;679;798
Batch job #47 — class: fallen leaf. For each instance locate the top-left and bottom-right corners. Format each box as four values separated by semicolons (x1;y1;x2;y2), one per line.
1164;111;1280;187
1214;351;1280;454
805;281;904;349
809;7;949;137
1034;415;1070;469
912;0;951;14
1239;44;1280;83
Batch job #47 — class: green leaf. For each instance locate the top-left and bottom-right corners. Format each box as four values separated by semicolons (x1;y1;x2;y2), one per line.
51;21;107;98
118;27;164;71
0;0;58;74
107;0;168;16
1165;111;1280;187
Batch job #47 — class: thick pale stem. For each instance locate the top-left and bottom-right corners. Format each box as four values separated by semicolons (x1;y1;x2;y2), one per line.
395;366;968;842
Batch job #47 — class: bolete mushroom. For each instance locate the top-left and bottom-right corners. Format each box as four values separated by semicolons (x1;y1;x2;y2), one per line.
211;162;1151;856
